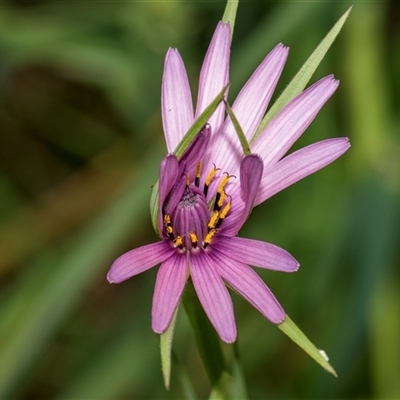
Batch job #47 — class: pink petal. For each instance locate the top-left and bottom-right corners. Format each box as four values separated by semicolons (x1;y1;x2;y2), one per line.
190;252;236;343
253;75;339;168
216;236;299;272
211;251;285;324
206;44;289;176
162;48;194;153
255;137;350;205
159;154;180;233
221;154;263;236
107;241;174;283
152;254;188;333
195;22;231;136
179;123;211;170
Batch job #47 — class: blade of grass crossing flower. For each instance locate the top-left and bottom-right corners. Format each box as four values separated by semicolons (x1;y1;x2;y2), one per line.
252;6;352;142
278;315;337;377
182;279;228;386
175;84;229;159
150;84;229;234
160;307;179;390
222;0;239;38
225;101;251;156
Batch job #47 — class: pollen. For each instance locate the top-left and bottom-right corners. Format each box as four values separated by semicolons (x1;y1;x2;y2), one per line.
203;229;217;248
189;232;198;248
214;189;226;211
217;173;230;194
174;236;183;249
208;210;220;229
219;200;231;220
195;162;202;187
204;164;219;197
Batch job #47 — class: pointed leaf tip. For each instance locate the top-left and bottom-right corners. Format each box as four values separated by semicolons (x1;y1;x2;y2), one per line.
254;6;352;140
278;315;337;377
160;308;179;389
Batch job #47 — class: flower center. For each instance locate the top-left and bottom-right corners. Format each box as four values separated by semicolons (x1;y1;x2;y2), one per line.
163;162;233;252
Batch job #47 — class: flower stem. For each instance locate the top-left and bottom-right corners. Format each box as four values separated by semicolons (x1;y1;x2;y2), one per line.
182;279;228;386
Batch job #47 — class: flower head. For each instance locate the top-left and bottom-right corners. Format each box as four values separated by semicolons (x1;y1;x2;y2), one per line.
107;22;350;343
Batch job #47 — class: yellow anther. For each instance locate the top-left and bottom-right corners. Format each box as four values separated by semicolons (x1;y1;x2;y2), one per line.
217;190;227;208
205;166;218;186
164;214;171;225
208;210;220;229
195;162;202;179
189;232;198;244
174;236;183;248
219;200;231;220
166;226;173;234
204;229;217;246
217;174;230;194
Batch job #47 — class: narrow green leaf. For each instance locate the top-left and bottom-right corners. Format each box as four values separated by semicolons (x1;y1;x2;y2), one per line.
174;84;229;159
182;279;228;386
150;84;229;233
222;0;239;38
278;315;337;377
231;341;248;400
150;180;160;236
208;372;233;400
160;307;179;390
224;101;251;156
173;353;199;400
252;6;352;142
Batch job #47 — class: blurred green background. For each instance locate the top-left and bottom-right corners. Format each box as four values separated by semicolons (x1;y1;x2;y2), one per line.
1;1;399;399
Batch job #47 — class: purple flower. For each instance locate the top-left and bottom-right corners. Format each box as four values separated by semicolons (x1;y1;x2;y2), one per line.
107;22;350;343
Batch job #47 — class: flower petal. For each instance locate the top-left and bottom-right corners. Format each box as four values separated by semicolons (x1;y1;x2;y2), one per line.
190;252;236;343
212;251;285;324
221;154;263;236
152;254;188;333
162;48;194;153
179;123;211;170
107;241;174;283
207;44;289;175
159;154;180;233
216;236;299;272
255;137;350;205
253;75;339;168
195;22;231;135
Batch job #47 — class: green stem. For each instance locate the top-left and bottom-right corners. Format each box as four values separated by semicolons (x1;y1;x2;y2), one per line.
182;279;228;386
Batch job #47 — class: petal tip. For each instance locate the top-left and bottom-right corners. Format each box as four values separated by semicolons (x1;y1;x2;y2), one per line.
107;271;117;284
220;330;237;344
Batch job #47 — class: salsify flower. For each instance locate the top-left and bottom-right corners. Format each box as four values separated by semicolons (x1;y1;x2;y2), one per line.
107;22;350;343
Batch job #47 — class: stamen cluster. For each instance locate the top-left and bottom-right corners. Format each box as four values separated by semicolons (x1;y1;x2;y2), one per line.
162;161;233;253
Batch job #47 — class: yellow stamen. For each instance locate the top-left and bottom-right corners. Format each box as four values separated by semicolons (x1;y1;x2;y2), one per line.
174;236;183;248
217;174;230;194
208;210;220;229
189;232;198;247
204;229;217;247
205;165;218;186
219;200;231;220
217;190;226;209
195;162;202;180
